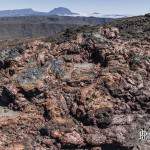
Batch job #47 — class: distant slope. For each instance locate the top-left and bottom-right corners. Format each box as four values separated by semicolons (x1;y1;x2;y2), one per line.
0;15;113;40
110;14;150;39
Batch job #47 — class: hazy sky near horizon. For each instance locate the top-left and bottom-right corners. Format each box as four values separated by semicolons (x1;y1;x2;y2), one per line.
0;0;150;15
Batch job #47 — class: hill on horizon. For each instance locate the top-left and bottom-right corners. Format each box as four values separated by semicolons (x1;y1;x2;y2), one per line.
0;7;79;17
0;7;130;18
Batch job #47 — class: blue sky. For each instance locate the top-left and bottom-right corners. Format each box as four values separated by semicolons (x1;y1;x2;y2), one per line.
0;0;150;15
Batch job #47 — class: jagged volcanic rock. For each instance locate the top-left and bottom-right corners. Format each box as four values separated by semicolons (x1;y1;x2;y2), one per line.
0;24;149;149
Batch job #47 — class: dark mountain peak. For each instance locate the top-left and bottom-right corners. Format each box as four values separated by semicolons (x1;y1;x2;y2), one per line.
49;7;79;16
93;12;101;15
145;13;150;17
51;7;71;12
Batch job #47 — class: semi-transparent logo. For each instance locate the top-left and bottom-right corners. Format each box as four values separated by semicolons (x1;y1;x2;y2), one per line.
139;129;150;141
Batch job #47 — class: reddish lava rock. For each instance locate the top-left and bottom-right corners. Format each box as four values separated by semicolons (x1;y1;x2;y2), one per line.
0;25;149;149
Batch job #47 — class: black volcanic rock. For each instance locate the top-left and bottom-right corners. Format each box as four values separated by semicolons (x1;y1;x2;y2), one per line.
49;7;79;16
